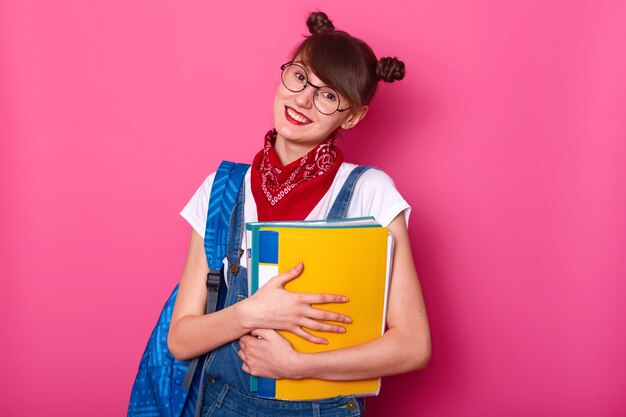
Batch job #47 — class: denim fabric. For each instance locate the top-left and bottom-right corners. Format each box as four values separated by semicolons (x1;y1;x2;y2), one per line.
326;166;374;220
200;167;372;417
201;377;362;417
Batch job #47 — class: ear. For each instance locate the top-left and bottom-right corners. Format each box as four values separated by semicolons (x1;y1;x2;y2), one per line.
340;105;369;130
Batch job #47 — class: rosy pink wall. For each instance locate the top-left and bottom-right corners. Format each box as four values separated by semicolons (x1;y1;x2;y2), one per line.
2;1;625;416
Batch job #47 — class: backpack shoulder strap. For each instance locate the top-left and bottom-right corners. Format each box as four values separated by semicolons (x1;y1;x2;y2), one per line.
204;161;250;272
203;160;250;314
326;165;375;220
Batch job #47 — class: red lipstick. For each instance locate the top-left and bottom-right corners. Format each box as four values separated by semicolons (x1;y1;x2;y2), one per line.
284;106;312;125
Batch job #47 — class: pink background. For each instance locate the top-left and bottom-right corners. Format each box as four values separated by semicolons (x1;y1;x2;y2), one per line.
2;0;625;416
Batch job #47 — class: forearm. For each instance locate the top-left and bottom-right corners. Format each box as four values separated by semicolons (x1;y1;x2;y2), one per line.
292;327;431;381
168;301;251;360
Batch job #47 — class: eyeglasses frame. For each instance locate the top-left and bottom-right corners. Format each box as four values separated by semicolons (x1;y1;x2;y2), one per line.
280;62;352;115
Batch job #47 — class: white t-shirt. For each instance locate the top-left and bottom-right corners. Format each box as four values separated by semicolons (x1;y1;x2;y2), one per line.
180;162;411;270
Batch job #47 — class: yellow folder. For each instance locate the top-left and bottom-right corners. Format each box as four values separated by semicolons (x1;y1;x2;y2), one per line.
247;218;393;400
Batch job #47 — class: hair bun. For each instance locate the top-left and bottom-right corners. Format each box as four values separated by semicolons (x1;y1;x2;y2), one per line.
377;57;405;83
307;11;335;35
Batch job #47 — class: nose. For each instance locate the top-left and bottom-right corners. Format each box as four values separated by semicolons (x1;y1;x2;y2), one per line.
294;84;315;109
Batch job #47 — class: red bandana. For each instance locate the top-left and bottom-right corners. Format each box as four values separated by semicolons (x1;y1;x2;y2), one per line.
251;129;344;221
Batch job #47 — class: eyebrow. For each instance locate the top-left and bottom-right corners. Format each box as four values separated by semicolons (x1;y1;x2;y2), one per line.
291;60;349;103
292;61;328;87
293;60;311;72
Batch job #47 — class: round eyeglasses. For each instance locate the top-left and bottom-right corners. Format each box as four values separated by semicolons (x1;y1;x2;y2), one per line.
280;62;351;115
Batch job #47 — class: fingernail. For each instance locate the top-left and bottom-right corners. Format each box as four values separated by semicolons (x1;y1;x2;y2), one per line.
341;297;349;302
323;340;329;345
339;327;346;333
346;317;352;323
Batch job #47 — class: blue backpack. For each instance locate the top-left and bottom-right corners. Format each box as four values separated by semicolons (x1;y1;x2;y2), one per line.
128;161;250;417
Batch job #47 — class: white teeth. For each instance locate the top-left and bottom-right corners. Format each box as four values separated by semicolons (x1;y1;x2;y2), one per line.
287;107;310;123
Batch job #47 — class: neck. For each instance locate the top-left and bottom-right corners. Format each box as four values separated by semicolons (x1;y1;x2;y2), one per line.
273;133;322;166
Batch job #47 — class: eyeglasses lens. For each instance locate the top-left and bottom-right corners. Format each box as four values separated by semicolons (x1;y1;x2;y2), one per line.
281;64;340;115
281;64;307;92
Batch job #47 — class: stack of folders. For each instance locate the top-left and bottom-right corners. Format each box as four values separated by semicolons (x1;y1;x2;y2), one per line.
245;217;394;400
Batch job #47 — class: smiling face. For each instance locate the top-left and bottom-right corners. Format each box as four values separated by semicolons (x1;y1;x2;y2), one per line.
273;61;367;155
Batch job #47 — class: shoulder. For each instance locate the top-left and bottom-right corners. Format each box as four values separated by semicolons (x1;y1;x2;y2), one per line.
198;164;252;195
201;171;218;189
358;167;398;191
339;163;411;227
337;162;400;194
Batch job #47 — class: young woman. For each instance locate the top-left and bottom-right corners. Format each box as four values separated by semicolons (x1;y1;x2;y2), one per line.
168;11;431;417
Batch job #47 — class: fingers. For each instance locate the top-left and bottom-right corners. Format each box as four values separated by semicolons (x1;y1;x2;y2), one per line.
307;307;352;324
246;326;337;345
300;318;347;334
271;262;304;287
241;362;251;375
238;349;252;375
290;326;328;345
251;328;278;340
298;292;349;305
237;347;248;372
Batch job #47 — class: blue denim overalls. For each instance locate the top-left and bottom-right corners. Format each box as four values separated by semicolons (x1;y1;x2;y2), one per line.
199;166;372;417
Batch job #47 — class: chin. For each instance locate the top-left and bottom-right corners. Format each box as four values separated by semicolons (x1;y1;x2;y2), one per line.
275;120;307;141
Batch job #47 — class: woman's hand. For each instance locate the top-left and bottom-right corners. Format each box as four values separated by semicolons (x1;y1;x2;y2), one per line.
237;262;352;344
238;329;302;379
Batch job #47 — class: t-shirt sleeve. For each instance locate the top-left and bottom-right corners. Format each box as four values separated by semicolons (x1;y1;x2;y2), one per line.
179;172;216;238
348;168;411;227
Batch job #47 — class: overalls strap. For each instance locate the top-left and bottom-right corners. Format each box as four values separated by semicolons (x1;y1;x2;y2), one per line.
326;165;374;220
225;174;247;279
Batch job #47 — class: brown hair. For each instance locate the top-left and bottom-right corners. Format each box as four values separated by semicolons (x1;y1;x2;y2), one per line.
290;11;405;109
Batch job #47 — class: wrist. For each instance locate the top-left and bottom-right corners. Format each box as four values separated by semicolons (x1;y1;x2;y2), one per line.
233;298;254;331
286;350;309;380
